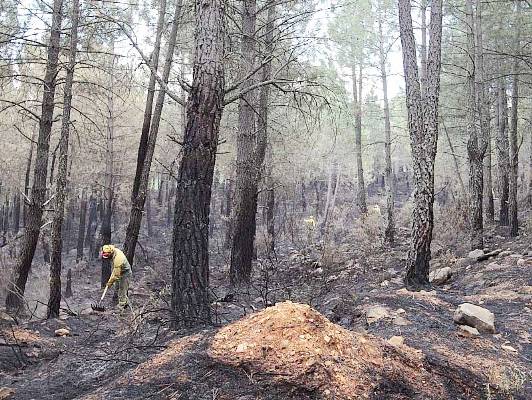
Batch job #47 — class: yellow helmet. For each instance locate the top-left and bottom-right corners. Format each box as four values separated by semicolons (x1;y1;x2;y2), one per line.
101;244;115;259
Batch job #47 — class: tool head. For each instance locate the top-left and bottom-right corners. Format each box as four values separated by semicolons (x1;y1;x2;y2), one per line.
91;303;106;312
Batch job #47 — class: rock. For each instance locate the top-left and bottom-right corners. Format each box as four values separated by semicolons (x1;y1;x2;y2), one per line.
457;325;480;338
396;308;406;314
516;258;528;267
429;267;452;285
454;258;470;268
236;343;248;352
387;336;404;346
380;280;389;287
453;303;495;333
365;305;390;324
519;286;532;295
498;250;512;257
311;267;323;275
393;316;411;326
54;328;71;337
0;311;15;323
0;387;15;400
468;249;484;259
501;344;517;353
509;254;522;258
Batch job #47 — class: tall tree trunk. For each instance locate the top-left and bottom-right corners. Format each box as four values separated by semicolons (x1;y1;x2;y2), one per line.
5;0;64;312
484;125;494;222
76;190;87;262
13;193;20;235
352;64;367;215
131;0;166;200
496;79;510;225
399;0;443;289
258;4;275;254
47;0;79;318
85;194;98;258
508;67;519;237
230;0;260;286
465;0;488;250
321;161;337;234
23;132;36;228
124;0;182;264
171;0;225;327
378;8;395;245
100;43;116;287
528;114;532;207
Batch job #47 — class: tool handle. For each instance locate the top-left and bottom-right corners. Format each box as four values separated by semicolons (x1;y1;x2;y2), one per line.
100;286;108;302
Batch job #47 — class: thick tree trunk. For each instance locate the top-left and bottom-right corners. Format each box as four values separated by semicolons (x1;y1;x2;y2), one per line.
5;0;64;312
352;64;367;215
76;191;87;262
528;116;532;207
496;79;510;225
230;0;260;286
399;0;443;289
131;0;166;201
47;0;79;318
171;0;225;327
378;10;395;245
124;0;182;264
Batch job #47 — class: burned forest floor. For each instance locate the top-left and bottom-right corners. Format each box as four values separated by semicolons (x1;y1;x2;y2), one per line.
0;214;531;400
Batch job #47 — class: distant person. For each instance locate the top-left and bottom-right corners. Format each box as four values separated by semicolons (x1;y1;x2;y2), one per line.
303;215;316;244
101;245;132;310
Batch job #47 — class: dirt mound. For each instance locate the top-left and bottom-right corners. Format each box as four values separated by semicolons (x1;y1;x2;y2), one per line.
209;301;450;399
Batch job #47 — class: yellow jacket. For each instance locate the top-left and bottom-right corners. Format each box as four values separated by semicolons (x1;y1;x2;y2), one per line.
105;246;132;288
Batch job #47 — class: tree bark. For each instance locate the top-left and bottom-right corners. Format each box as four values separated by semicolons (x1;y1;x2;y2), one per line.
496;79;510;225
399;0;443;289
508;67;519;237
465;0;488;250
352;63;367;215
124;0;182;265
131;0;166;200
23;131;36;228
76;190;87;262
85;194;98;258
230;0;261;286
5;0;64;312
171;0;225;327
378;8;395;245
47;0;79;318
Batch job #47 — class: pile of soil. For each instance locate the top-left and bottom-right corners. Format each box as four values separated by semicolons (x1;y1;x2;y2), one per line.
209;301;451;399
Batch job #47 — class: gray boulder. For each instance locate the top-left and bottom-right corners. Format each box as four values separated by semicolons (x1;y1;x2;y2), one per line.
429;267;452;285
453;303;495;333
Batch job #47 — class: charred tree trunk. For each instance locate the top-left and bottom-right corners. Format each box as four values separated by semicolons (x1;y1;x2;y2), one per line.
131;0;166;201
47;0;79;319
352;63;367;215
399;0;443;289
171;0;225;328
85;194;98;258
484;126;495;222
508;68;519;237
76;190;87;262
230;0;260;286
124;0;182;265
5;0;64;312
